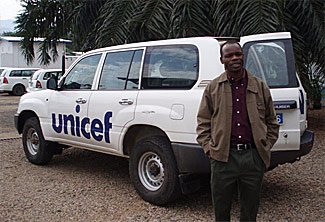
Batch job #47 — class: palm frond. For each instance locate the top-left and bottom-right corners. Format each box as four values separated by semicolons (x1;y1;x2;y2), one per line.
212;0;280;37
170;0;213;38
130;0;173;41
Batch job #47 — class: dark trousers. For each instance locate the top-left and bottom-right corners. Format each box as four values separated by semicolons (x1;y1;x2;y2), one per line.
210;148;265;222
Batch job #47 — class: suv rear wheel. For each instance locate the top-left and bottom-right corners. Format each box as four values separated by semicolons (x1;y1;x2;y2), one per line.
129;136;181;205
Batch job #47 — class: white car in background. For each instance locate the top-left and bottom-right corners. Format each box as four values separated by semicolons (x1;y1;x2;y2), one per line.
27;69;63;92
0;68;39;96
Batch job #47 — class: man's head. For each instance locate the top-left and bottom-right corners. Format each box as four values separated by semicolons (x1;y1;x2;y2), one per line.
220;40;244;76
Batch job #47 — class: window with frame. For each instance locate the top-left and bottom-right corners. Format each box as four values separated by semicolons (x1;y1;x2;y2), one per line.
9;70;21;77
99;49;143;90
244;40;298;88
142;45;199;89
22;70;37;77
63;54;101;90
43;71;62;80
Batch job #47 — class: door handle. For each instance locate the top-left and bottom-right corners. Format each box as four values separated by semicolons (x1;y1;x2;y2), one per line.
76;97;87;104
119;98;134;105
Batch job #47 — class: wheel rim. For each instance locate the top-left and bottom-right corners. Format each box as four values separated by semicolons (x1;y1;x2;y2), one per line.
138;151;165;191
15;86;24;95
26;128;39;155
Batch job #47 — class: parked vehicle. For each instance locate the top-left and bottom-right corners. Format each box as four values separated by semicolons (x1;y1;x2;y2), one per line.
0;68;39;96
15;32;314;205
27;69;63;92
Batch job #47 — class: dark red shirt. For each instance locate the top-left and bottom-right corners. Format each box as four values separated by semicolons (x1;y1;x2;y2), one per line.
227;70;253;144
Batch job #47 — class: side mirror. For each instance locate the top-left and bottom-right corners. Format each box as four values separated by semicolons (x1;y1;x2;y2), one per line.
47;77;58;90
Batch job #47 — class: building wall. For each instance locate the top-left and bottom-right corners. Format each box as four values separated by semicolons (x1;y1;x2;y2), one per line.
0;40;74;69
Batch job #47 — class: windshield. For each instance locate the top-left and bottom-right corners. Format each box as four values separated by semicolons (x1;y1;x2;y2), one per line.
243;39;298;88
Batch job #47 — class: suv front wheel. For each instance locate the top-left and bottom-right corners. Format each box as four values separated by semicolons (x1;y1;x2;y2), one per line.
129;136;181;205
22;117;53;165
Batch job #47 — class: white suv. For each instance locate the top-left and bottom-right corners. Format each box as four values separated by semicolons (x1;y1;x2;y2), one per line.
27;69;63;93
15;32;314;205
0;68;39;95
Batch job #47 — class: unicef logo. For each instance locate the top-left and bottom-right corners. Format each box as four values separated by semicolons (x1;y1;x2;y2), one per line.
52;105;113;143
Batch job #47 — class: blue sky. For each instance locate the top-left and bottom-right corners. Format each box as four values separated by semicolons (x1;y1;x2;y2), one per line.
0;0;23;20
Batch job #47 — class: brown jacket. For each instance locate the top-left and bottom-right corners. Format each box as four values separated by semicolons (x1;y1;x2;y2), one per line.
196;71;279;168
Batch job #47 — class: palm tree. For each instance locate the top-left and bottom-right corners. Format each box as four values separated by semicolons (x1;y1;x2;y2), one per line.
16;0;324;103
16;0;78;64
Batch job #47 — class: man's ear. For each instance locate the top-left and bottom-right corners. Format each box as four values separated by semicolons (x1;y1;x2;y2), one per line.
220;57;224;64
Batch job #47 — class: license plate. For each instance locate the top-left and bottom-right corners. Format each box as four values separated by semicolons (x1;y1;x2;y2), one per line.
276;113;284;125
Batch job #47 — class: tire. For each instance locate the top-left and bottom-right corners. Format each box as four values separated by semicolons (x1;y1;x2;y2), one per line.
12;84;25;96
22;117;53;165
129;136;181;205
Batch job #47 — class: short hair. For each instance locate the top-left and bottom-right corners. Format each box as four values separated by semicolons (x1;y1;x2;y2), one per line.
220;40;242;57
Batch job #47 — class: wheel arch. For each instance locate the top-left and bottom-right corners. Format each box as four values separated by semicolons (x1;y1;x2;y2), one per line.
17;110;39;134
123;124;170;156
12;83;26;92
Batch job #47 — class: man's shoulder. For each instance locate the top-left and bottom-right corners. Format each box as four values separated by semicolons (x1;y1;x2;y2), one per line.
209;72;227;86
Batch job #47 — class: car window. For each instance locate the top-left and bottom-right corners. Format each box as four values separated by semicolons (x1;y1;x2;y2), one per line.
99;50;143;90
22;70;36;77
9;70;37;77
126;50;143;89
10;70;22;77
63;54;101;90
57;71;64;80
142;45;199;89
243;40;298;88
43;71;62;80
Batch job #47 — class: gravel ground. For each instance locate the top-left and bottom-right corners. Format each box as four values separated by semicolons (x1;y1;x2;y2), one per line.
0;94;324;221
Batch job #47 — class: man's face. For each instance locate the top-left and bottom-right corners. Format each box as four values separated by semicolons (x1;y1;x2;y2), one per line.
220;43;244;74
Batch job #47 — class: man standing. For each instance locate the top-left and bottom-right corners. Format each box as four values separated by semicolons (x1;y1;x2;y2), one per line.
196;40;279;221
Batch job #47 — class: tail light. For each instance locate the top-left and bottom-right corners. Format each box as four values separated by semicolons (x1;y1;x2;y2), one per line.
36;80;42;88
3;77;8;84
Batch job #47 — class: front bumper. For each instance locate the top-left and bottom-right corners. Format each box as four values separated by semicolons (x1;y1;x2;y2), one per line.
0;84;11;92
171;129;314;174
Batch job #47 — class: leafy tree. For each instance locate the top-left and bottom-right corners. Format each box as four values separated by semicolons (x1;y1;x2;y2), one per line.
16;0;324;103
16;0;80;64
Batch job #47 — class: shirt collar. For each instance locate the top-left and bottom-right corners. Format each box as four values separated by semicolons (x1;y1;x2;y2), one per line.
226;69;248;85
227;69;246;83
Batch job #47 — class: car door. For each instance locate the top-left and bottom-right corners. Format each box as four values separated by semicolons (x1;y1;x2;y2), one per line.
7;70;24;90
45;53;103;146
135;44;200;144
240;32;303;151
87;48;144;154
